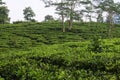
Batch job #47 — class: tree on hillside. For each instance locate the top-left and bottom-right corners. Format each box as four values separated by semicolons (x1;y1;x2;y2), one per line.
44;15;54;22
55;0;68;32
23;7;35;22
0;0;9;24
63;0;91;30
94;0;120;38
64;0;77;30
41;0;91;31
41;0;68;32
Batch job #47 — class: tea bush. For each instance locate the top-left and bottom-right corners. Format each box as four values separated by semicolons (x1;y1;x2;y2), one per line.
88;36;104;53
0;22;120;79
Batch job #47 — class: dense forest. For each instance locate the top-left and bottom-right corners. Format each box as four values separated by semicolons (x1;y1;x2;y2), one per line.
0;0;120;80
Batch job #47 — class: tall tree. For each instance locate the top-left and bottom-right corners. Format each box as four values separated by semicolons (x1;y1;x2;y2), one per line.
0;0;9;24
41;0;91;31
65;0;76;30
64;0;91;30
23;7;35;22
55;0;68;32
94;0;120;38
41;0;67;32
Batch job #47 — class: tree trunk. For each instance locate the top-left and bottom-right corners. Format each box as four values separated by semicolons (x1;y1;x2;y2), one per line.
69;16;73;30
69;3;74;30
62;14;65;32
108;12;114;38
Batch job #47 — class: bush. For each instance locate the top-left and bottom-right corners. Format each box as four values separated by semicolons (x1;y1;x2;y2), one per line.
13;21;27;24
88;36;104;53
8;37;32;49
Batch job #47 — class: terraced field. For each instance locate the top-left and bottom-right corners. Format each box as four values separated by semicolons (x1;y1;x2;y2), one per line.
0;22;120;80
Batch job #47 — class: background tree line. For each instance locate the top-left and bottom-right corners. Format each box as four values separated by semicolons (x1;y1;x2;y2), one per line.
1;0;120;37
41;0;120;38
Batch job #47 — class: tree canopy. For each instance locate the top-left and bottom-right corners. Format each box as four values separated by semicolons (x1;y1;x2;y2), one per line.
44;15;54;22
0;0;9;24
23;7;36;22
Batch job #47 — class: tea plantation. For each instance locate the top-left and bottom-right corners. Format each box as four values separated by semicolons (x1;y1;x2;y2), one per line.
0;22;120;80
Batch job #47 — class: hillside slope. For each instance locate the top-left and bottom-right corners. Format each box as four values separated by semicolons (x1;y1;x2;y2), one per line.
0;22;120;49
0;22;120;79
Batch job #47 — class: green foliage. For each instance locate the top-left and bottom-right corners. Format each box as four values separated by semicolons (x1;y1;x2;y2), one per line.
13;21;28;24
0;0;9;24
88;36;104;53
8;36;32;49
0;22;120;79
44;15;54;22
0;39;120;79
23;7;35;22
0;6;9;24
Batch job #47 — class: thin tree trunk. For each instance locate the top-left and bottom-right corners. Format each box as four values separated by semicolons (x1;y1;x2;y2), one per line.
69;3;74;30
69;16;73;30
62;14;65;32
108;12;114;38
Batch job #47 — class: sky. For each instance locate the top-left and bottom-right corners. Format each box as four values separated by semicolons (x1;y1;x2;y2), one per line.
3;0;57;22
3;0;120;22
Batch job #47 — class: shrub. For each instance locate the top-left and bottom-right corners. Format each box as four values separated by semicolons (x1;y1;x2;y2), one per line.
88;36;104;53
